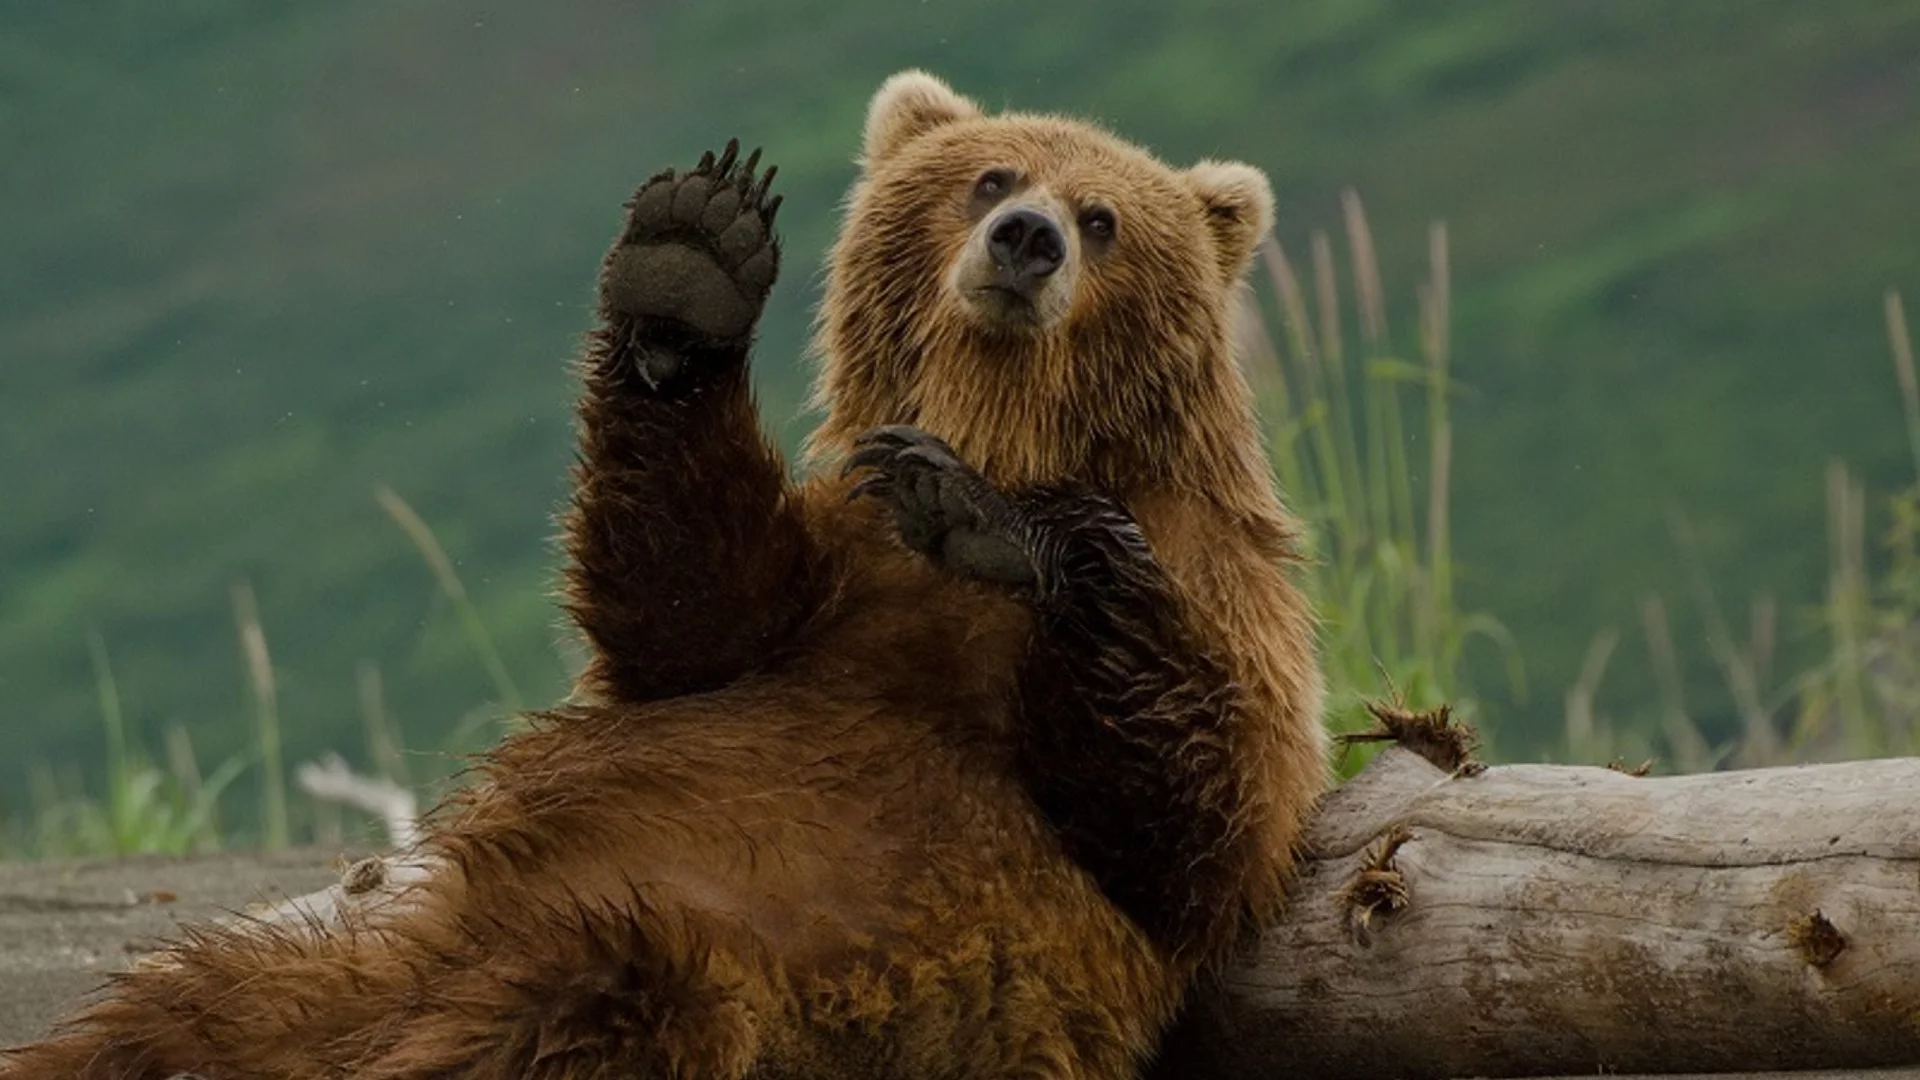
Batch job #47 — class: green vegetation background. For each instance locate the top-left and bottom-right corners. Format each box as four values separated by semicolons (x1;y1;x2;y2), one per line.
5;2;1918;837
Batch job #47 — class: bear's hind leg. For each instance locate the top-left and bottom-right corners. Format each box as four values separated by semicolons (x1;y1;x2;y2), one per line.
0;887;767;1080
352;898;765;1080
566;143;821;707
0;919;407;1080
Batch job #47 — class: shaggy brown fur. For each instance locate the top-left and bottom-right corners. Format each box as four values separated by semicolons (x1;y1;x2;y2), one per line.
0;72;1326;1080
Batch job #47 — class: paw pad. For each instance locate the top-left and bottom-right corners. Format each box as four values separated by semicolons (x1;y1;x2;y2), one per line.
601;139;784;348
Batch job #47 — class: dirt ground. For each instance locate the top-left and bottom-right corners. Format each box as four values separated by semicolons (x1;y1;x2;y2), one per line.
1;851;1916;1079
0;848;357;1046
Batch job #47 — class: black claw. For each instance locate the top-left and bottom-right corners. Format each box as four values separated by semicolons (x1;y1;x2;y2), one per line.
843;444;903;477
696;149;716;173
765;194;784;225
895;427;956;456
715;139;740;179
750;164;779;202
860;424;922;446
742;148;762;180
896;444;958;471
847;474;891;502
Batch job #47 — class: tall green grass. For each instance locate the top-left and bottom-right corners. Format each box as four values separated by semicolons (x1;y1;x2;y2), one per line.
1781;290;1920;762
1558;290;1920;772
1242;193;1522;764
9;633;245;858
375;485;526;721
1246;203;1920;777
0;489;506;859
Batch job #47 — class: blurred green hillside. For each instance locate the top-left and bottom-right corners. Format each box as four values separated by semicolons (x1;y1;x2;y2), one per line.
4;2;1918;827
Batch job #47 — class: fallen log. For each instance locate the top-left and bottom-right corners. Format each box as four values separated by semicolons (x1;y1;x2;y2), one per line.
108;735;1920;1078
1155;743;1920;1078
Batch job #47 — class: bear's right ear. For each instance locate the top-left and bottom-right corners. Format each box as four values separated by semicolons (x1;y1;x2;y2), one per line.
862;70;982;167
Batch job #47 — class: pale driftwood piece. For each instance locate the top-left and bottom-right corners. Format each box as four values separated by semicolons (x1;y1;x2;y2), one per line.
221;748;1920;1078
294;753;420;848
1154;747;1920;1079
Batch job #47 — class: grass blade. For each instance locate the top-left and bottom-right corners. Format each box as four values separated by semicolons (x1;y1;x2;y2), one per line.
376;485;525;717
232;580;289;850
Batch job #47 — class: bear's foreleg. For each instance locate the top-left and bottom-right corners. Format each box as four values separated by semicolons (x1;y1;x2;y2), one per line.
844;425;1271;969
566;143;821;706
1010;488;1269;971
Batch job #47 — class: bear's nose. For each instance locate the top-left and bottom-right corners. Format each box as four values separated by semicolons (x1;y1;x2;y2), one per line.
986;208;1066;287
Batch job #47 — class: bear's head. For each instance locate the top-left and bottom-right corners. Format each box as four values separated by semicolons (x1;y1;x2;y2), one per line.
810;71;1276;494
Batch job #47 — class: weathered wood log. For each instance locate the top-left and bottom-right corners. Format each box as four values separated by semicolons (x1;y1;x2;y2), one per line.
131;744;1920;1078
1155;746;1920;1079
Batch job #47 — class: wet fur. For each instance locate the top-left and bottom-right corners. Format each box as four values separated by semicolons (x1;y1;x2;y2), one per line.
1;72;1325;1079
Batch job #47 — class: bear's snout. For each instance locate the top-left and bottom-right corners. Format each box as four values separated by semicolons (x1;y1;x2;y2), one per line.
985;208;1066;292
949;199;1078;330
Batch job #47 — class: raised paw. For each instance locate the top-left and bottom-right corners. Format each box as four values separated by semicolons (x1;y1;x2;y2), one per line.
843;426;1039;587
599;140;783;386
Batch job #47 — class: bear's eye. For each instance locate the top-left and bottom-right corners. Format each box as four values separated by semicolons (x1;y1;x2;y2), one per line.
1079;206;1118;244
973;168;1015;202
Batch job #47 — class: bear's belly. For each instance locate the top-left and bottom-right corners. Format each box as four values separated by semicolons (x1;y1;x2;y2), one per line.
585;699;1066;957
541;701;1175;1075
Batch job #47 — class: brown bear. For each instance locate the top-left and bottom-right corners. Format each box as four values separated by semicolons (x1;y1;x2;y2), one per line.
0;71;1326;1079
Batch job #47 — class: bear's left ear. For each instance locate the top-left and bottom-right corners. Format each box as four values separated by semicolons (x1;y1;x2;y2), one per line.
1186;160;1275;282
862;70;982;167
